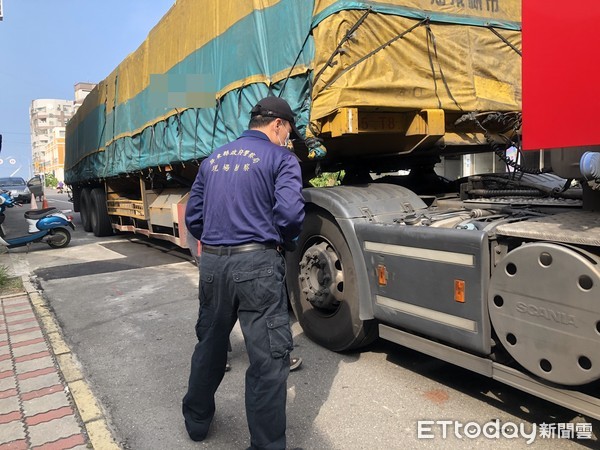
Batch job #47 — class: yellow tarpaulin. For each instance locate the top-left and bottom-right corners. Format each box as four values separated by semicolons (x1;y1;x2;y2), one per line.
310;1;521;123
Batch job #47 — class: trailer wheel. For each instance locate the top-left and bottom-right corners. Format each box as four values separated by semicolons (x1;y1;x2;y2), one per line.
80;188;93;232
90;188;113;237
47;228;71;248
286;209;377;351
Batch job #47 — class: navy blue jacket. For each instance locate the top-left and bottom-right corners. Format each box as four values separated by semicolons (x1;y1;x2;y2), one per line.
185;130;305;246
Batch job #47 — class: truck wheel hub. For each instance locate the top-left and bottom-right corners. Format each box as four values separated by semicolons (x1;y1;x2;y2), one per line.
299;241;344;311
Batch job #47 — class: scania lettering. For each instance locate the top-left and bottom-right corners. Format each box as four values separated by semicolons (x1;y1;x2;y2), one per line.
515;302;577;327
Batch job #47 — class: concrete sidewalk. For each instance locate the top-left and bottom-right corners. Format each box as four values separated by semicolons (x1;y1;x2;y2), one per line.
0;252;119;449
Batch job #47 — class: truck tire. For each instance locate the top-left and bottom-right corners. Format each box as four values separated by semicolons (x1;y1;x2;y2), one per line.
71;187;81;211
90;188;113;237
286;209;377;351
80;188;93;232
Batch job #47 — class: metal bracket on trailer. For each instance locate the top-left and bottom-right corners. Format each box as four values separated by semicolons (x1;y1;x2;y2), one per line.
320;108;445;154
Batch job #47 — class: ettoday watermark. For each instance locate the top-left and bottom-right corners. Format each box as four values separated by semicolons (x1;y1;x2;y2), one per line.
417;420;594;444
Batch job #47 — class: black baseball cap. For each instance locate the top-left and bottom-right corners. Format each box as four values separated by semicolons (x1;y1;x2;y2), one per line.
250;96;302;139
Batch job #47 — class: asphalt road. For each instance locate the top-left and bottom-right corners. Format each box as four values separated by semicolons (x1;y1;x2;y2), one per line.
2;191;596;449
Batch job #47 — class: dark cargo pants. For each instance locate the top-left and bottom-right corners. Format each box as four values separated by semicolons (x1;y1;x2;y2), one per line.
182;248;292;450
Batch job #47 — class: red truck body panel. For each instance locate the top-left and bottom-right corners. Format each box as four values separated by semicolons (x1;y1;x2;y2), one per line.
522;1;600;150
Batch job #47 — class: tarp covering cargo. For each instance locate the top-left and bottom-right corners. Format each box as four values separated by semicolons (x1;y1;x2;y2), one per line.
65;0;521;184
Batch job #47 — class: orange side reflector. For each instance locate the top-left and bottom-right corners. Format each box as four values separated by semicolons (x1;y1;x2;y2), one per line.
454;280;465;303
377;264;388;286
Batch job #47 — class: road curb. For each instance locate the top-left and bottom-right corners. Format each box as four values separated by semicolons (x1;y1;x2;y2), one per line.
21;275;122;450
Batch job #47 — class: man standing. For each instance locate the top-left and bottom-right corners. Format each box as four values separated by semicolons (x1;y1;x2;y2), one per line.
183;96;305;449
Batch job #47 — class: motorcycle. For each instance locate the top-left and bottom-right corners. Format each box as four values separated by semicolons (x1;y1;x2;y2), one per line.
0;191;75;250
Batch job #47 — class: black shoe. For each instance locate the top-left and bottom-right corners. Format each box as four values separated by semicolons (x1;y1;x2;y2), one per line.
290;356;302;371
225;360;231;372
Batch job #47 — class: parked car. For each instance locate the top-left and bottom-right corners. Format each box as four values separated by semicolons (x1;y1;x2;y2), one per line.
0;177;31;203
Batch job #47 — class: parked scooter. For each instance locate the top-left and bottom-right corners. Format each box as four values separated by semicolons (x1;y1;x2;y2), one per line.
0;191;75;249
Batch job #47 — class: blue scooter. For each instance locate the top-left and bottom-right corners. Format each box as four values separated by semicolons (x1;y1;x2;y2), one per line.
0;191;75;249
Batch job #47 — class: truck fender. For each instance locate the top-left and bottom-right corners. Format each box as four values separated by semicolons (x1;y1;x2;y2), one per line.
303;184;427;321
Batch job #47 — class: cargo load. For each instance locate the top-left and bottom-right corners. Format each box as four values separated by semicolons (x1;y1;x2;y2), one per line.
65;0;521;184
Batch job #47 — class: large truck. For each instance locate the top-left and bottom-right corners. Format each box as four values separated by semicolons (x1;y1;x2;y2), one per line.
66;0;600;421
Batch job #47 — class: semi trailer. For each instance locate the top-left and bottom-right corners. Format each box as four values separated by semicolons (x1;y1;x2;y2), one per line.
65;0;600;421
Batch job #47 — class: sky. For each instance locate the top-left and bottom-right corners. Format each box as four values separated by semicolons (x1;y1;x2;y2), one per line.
0;0;175;178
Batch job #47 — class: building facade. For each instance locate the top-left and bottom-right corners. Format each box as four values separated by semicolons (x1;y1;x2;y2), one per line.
29;82;95;182
30;99;74;177
45;128;66;182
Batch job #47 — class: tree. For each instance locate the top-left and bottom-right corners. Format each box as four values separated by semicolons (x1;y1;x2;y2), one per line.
44;173;58;188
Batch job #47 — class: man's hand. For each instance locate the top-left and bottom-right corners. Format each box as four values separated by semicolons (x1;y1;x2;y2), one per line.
283;236;299;252
305;137;327;160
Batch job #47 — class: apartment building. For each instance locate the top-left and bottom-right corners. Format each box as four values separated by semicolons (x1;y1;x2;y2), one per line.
45;128;66;181
29;82;95;180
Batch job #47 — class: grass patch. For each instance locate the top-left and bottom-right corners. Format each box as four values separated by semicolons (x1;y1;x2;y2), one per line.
0;265;23;296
